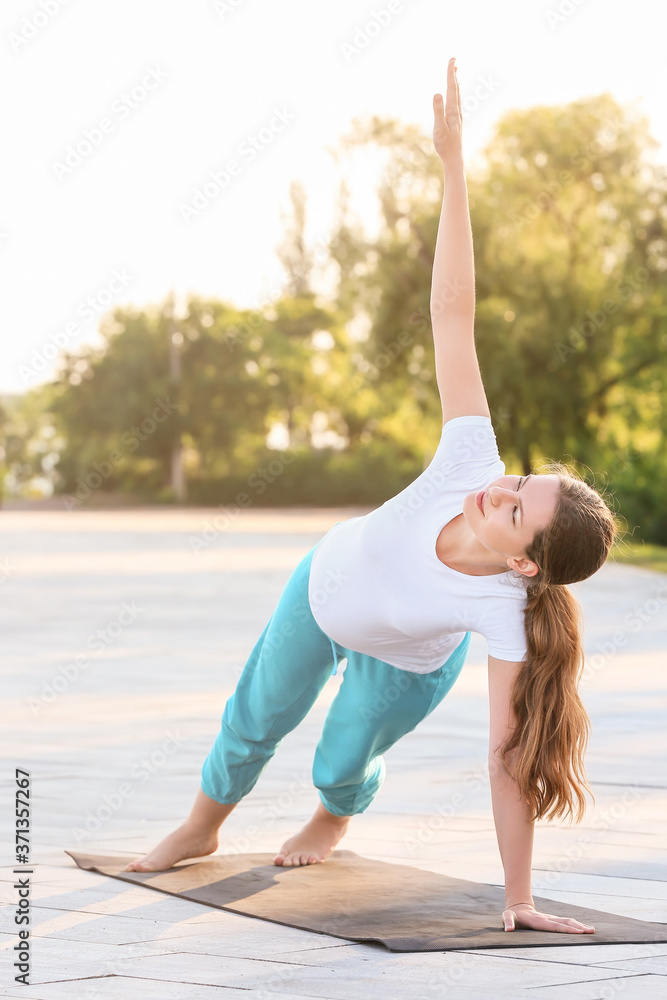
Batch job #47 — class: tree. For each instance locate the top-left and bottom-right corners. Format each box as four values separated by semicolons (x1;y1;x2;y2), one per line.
328;96;667;486
0;390;61;499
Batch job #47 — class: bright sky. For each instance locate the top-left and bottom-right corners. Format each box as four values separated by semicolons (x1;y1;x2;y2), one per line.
0;0;663;394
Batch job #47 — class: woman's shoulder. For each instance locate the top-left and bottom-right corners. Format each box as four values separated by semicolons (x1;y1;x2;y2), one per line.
476;576;528;660
474;573;528;620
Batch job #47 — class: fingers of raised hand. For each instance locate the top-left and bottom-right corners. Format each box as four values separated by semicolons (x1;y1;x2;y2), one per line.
445;58;459;120
444;58;461;133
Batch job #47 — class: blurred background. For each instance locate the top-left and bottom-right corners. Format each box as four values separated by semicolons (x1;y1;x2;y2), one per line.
1;0;665;555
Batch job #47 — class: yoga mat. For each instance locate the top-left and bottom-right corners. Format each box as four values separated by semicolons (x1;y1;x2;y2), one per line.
66;849;667;953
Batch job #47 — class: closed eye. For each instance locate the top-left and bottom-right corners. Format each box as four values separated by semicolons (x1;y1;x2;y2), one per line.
512;476;524;525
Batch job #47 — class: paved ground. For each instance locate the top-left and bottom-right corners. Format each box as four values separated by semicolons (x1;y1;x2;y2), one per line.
1;508;666;999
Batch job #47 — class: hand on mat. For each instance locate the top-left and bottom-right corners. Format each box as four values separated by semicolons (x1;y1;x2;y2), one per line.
503;903;595;934
433;57;462;164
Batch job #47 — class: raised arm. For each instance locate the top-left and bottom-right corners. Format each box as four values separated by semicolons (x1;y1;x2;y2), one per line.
431;59;490;425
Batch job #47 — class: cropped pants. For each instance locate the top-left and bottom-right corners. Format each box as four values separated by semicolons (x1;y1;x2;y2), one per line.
201;546;471;816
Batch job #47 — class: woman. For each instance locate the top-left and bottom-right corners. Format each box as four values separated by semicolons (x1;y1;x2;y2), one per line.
127;59;615;935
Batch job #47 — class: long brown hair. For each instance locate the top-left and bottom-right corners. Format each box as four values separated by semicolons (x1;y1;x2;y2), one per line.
499;468;616;823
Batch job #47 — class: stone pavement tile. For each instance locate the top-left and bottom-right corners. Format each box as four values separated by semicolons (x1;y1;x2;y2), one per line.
457;941;667;967
4;888;213;923
534;878;667;903
0;932;174;987
8;940;324;990
4;905;218;946
528;883;667;913
538;858;667;882
534;837;667;862
366;808;493;836
527;975;665;999
529;872;667;901
600;953;667;974
0;976;305;1000
538;843;667;882
121;948;648;995
0;875;104;898
153;933;353;961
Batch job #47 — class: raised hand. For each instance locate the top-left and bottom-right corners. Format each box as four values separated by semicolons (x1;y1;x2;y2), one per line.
503;902;595;934
433;57;463;164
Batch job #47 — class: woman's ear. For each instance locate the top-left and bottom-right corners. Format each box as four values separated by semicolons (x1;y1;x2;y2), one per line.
507;555;540;577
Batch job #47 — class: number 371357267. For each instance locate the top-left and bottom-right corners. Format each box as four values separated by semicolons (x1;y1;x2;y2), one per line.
15;769;30;862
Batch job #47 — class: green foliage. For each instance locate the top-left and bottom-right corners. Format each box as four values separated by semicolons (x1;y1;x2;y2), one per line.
186;443;420;507
46;293;340;498
609;448;667;546
613;540;667;574
0;389;61;499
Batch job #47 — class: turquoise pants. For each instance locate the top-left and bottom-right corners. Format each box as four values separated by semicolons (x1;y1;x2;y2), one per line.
201;546;470;816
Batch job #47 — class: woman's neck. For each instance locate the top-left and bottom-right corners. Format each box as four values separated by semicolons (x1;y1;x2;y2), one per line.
436;514;509;576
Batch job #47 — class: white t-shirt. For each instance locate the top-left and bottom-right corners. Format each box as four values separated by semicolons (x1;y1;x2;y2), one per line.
308;415;529;672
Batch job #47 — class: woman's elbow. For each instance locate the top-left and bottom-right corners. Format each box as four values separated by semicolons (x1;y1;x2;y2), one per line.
488;748;520;782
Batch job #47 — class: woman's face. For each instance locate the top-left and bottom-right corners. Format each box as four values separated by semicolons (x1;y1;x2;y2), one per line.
462;473;560;573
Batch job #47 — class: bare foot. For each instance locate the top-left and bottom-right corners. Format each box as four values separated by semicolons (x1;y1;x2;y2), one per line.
124;822;219;872
274;802;350;866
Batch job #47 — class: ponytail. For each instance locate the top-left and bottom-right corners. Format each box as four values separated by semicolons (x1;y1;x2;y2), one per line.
499;580;592;823
499;470;616;824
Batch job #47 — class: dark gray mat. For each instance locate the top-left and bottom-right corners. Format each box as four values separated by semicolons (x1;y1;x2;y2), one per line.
66;849;667;953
